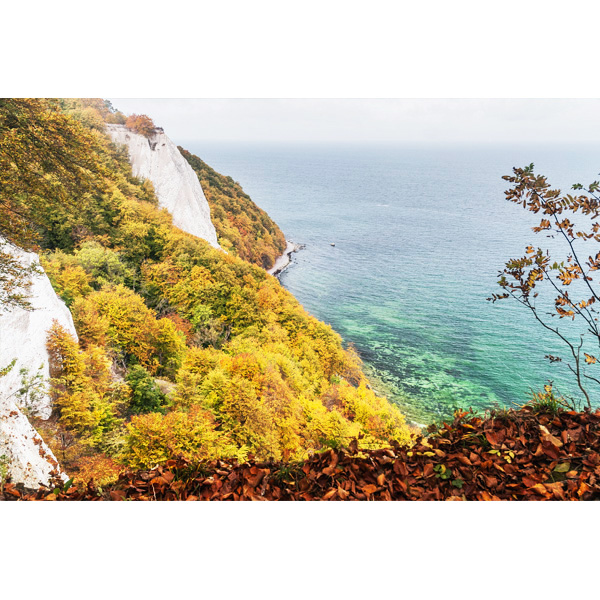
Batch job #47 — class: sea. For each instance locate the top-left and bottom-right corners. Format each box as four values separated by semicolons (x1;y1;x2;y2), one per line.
185;141;600;425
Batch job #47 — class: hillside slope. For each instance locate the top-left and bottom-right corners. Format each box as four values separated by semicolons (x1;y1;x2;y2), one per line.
0;98;413;488
180;148;286;269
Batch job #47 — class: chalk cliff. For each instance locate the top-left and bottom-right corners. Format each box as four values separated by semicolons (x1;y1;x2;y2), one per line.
0;239;73;487
106;124;220;249
1;120;222;488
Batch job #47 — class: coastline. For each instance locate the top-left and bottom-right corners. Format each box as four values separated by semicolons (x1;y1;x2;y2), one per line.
266;238;424;431
267;240;301;276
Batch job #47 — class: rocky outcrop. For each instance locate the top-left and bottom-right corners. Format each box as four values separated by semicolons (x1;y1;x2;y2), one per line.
0;239;72;487
106;124;220;249
0;407;65;489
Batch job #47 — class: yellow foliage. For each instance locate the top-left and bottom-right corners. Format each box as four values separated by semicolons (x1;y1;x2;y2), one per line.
71;297;111;349
46;321;125;444
41;252;93;306
4;99;414;472
72;284;186;377
335;381;412;447
123;406;239;469
167;334;411;462
75;454;122;488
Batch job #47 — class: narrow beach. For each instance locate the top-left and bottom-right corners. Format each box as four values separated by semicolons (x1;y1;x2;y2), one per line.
267;240;299;276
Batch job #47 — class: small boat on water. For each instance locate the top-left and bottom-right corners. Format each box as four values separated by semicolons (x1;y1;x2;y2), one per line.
330;243;336;247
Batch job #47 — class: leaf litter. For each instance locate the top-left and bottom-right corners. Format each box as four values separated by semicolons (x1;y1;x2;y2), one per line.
3;406;600;501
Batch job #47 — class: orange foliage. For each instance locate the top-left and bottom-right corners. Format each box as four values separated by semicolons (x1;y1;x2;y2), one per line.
72;285;185;377
75;454;123;488
125;114;155;138
163;311;194;343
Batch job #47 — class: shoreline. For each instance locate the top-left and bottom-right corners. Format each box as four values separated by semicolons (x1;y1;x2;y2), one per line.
267;239;425;430
267;240;302;276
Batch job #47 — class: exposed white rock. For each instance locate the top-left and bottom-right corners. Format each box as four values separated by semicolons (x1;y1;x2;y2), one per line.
0;238;73;487
267;241;301;276
0;239;77;418
106;124;220;249
0;401;66;488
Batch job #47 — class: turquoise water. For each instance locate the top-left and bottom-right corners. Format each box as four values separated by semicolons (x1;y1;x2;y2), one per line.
186;142;600;424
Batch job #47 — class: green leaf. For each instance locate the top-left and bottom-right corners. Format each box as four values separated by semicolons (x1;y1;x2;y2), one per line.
451;479;464;489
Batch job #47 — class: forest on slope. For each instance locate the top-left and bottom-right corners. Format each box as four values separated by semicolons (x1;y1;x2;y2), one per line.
179;148;287;269
0;98;412;487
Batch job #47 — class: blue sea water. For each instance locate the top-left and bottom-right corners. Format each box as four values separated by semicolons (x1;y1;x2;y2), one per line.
186;141;600;424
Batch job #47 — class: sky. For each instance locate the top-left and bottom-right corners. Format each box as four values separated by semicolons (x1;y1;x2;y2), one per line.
108;99;600;145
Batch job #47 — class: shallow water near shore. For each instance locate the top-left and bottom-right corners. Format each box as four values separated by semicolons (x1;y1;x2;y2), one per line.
186;141;600;424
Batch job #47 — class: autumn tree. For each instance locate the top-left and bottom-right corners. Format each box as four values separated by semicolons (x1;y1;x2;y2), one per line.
46;321;124;444
490;164;600;408
123;406;238;469
0;98;107;250
72;284;186;378
61;98;126;126
0;240;41;312
0;98;108;311
125;114;156;138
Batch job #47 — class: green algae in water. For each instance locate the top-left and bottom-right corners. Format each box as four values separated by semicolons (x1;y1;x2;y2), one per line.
189;142;600;424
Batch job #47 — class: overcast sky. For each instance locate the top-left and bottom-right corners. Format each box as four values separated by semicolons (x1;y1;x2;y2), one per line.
108;99;600;145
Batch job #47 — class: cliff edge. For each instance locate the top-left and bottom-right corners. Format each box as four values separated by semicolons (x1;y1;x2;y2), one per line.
0;239;73;487
106;124;220;249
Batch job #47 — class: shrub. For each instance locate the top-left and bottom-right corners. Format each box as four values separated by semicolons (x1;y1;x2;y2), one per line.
125;114;156;138
75;454;122;487
123;406;238;469
126;365;167;415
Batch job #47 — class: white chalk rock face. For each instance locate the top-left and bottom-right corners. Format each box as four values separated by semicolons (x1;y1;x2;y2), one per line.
0;402;66;488
0;239;73;487
0;240;78;418
106;124;220;249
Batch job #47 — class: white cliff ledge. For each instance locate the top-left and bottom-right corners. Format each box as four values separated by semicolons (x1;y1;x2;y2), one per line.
0;239;73;487
106;124;220;249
